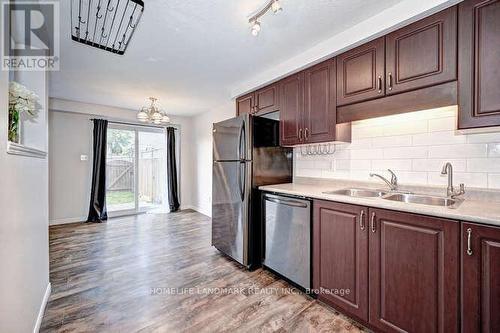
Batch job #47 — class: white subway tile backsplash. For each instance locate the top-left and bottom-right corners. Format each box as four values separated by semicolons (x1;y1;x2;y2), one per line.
428;144;488;158
412;131;466;146
428;117;456;132
467;158;500;173
412;159;466;172
372;159;412;171
467;132;500;144
372;135;412;148
351;148;384;160
428;172;488;188
294;109;500;190
489;174;500;188
384;146;428;159
488;143;500;157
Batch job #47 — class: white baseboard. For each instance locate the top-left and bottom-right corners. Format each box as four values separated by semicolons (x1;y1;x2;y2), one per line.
33;282;51;333
49;216;86;225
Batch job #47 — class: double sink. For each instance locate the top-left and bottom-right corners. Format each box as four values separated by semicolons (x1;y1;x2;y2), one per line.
323;188;461;207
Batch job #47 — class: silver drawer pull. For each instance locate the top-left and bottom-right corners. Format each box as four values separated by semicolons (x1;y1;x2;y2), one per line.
466;228;473;256
371;212;376;233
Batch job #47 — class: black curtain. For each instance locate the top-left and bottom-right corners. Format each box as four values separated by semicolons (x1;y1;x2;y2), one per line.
167;127;180;212
87;119;108;222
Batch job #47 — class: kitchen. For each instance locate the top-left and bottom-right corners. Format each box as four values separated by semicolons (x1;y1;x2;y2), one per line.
212;0;500;332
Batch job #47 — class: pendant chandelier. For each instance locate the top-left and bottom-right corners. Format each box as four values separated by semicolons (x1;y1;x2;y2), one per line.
137;97;170;124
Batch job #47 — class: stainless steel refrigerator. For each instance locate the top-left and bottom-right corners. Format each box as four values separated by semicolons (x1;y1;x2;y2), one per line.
212;114;292;269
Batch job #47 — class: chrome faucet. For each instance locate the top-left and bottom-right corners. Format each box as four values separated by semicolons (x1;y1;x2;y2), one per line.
441;162;466;198
370;169;398;191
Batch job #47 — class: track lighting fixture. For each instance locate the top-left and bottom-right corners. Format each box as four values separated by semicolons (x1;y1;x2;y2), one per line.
248;0;282;36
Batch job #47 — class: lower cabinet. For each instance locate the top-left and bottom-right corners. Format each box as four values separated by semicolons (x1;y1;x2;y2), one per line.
313;201;369;321
461;222;500;332
313;200;460;332
369;208;459;333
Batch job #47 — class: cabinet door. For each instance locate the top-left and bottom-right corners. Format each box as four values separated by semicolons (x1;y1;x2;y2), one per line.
313;200;369;322
458;0;500;129
385;6;457;95
304;59;337;143
336;37;385;106
280;73;304;146
368;209;459;333
462;222;500;332
255;84;279;115
236;93;254;116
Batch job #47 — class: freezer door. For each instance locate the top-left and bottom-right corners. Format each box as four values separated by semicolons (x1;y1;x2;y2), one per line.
212;160;252;266
213;114;251;161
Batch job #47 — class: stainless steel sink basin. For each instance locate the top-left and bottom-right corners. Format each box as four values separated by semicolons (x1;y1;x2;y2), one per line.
323;188;388;198
383;193;461;207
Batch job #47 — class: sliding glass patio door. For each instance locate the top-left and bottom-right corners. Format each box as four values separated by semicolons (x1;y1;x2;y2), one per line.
106;124;167;215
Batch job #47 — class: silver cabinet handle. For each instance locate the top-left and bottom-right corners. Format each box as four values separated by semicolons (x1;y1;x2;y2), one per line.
371;212;376;233
298;128;303;141
466;228;473;256
388;72;393;91
360;210;365;231
304;128;309;141
377;76;382;93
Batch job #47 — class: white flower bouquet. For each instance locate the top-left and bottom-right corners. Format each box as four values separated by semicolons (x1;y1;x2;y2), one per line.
8;81;39;143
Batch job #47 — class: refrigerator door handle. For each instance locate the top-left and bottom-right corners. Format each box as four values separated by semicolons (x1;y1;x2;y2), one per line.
238;162;246;201
238;120;246;161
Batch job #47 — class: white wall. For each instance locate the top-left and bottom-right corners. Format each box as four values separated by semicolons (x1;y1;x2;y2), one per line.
0;49;50;333
190;102;234;216
49;99;194;224
295;106;500;190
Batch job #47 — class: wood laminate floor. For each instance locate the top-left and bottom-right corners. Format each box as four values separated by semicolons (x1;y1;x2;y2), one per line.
41;210;366;333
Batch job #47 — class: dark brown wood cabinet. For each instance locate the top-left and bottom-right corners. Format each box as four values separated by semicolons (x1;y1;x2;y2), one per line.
461;222;500;332
458;0;500;129
313;200;369;322
254;84;279;115
368;208;459;332
304;60;338;143
279;73;304;146
236;83;280;116
385;6;457;95
236;93;254;116
336;37;385;106
313;202;460;332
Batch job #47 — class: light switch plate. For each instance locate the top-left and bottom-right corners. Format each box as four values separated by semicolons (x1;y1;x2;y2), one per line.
80;155;88;161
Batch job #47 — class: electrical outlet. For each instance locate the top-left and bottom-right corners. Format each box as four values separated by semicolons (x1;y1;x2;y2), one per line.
80;155;88;161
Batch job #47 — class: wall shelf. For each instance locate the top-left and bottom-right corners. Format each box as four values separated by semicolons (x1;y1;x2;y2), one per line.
7;141;47;159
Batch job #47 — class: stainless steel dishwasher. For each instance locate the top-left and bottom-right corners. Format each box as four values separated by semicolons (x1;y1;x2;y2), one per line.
262;192;311;289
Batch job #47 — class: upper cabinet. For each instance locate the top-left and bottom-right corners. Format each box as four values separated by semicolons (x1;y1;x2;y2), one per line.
337;7;457;107
280;59;351;146
385;6;457;95
280;73;304;146
236;93;254;116
458;0;500;129
336;38;385;106
255;84;280;114
236;83;280;116
304;60;339;143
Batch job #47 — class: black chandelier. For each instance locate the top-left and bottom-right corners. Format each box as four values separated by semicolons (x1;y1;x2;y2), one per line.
71;0;144;55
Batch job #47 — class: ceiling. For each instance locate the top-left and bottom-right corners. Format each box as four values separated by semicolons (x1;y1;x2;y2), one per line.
51;0;405;116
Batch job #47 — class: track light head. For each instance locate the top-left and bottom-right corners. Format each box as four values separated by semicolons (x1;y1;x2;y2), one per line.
271;0;282;14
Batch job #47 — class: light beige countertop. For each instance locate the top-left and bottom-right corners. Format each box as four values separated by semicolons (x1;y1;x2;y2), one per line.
260;178;500;227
